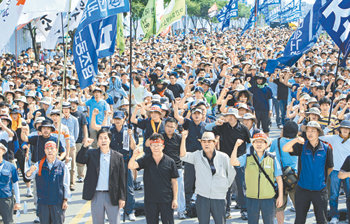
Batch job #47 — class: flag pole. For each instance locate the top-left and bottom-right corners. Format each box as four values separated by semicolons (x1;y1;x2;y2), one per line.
124;0;133;222
327;49;342;125
56;0;73;154
254;0;259;66
15;29;18;72
60;12;67;99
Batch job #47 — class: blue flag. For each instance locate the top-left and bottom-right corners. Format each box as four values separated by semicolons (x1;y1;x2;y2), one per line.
280;0;301;22
241;0;259;36
73;0;129;89
319;0;350;65
266;0;326;73
216;0;238;30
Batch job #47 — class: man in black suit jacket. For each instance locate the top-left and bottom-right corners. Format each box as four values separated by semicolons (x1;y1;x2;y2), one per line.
76;128;126;224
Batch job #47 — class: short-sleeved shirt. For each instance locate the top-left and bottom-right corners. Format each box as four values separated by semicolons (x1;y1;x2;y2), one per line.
28;135;66;163
238;151;283;177
291;141;333;184
71;110;88;143
0;160;18;198
163;133;182;169
167;83;184;98
269;137;298;172
273;78;289;101
182;118;206;152
341;155;350;172
85;98;109;125
137;154;179;203
136;118;165;153
212;121;250;157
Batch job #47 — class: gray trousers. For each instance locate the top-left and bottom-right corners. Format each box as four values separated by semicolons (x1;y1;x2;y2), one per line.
38;204;65;224
246;198;275;224
89;127;98;149
91;191;120;224
0;197;14;224
196;195;226;224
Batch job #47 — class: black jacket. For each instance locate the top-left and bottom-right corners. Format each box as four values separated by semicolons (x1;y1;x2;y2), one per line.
76;146;126;205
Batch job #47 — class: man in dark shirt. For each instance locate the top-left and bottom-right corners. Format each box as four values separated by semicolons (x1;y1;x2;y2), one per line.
22;120;66;163
273;70;291;128
283;121;333;224
167;72;184;99
174;101;206;210
131;103;165;155
162;117;186;219
212;108;250;219
248;74;272;133
338;155;350;221
69;99;88;182
128;133;179;224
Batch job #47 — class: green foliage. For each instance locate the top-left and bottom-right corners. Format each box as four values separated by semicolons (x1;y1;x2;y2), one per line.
238;2;251;18
131;0;147;20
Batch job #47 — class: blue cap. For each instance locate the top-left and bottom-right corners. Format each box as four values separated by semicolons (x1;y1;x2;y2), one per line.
194;86;204;93
113;111;125;119
176;64;182;69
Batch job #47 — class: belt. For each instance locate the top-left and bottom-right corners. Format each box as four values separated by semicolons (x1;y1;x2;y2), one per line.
96;190;109;192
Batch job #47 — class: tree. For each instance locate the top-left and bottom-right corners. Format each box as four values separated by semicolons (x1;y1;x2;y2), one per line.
238;2;251;18
24;22;39;61
186;0;201;29
131;0;146;36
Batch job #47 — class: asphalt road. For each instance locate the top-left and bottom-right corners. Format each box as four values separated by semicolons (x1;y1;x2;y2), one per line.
13;120;348;224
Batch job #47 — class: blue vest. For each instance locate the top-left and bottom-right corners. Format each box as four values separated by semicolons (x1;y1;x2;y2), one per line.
36;159;65;205
298;141;328;191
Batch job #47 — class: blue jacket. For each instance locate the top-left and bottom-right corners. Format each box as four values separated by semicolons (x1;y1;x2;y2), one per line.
249;85;272;112
36;159;65;205
298;141;330;191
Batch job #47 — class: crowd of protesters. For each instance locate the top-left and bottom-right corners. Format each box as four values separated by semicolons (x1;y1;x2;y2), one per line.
1;27;350;224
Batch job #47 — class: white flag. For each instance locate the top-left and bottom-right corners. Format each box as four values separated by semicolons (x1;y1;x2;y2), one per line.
18;0;80;27
35;13;59;38
66;0;87;31
0;0;25;50
42;0;87;49
42;15;64;49
22;0;79;14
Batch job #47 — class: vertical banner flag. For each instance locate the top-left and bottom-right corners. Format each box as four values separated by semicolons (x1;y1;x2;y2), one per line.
35;13;59;38
141;0;156;39
116;13;125;54
221;0;239;31
0;0;26;50
208;3;218;18
319;0;350;65
157;0;185;35
265;0;326;73
241;1;258;36
73;0;130;89
18;0;80;26
42;0;87;49
216;0;238;23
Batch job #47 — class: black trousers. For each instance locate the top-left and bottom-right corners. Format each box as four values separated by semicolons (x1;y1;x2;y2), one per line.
295;185;328;224
255;110;270;133
15;150;31;183
184;162;196;206
144;201;174;224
